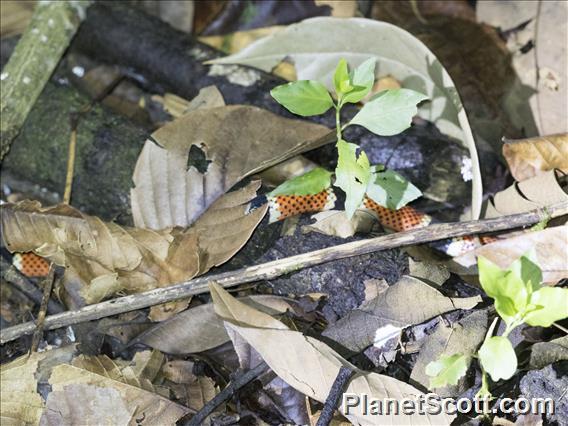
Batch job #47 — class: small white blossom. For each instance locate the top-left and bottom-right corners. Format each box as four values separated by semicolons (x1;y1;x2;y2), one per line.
461;157;473;182
72;66;85;77
0;72;8;81
22;76;31;84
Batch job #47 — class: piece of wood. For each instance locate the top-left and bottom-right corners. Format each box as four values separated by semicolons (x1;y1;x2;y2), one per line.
1;203;565;344
0;1;91;159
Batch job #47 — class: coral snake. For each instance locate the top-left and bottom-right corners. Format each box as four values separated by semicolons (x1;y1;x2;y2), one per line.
11;188;495;278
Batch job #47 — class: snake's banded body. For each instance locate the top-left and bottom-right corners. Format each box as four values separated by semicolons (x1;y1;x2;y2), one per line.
265;188;495;258
12;188;494;278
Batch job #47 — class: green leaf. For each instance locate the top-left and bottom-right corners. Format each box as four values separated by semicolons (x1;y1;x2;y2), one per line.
342;58;376;104
334;139;371;219
478;336;517;381
477;256;528;323
333;59;352;97
365;167;422;210
271;80;333;116
348;88;428;136
269;167;333;197
524;287;568;327
425;354;469;389
509;252;542;293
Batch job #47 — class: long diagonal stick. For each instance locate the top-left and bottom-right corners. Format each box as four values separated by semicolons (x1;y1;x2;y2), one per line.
2;203;566;344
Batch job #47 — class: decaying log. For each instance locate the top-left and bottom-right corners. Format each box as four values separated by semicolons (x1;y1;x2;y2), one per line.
2;202;565;344
2;82;148;223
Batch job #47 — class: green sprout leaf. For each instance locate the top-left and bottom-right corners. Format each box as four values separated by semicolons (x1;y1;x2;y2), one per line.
348;88;428;136
333;59;353;97
478;256;529;324
342;58;376;104
333;58;376;105
509;252;542;293
334;139;371;219
269;167;333;197
366;167;422;210
271;80;333;116
524;287;568;327
478;336;518;382
425;354;469;389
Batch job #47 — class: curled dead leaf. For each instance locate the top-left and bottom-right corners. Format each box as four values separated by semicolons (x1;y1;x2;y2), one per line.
503;134;568;181
0;181;266;307
131;105;331;230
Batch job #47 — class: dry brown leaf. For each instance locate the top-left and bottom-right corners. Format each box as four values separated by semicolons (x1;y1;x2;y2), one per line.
1;353;46;425
484;170;568;218
455;226;568;284
0;181;266;306
130;105;331;230
134;295;303;354
154;85;226;118
410;309;488;397
209;282;455;425
40;384;133;426
303;210;379;238
48;364;189;424
322;276;481;352
503;134;568;181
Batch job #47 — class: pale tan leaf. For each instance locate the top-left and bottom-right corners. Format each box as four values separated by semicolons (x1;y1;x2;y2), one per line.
40;384;133;426
0;354;45;425
484;170;568;218
503;134;568;181
322;276;481;352
303;210;378;238
209;283;454;425
529;336;568;370
1;181;265;306
48;364;189;425
135;295;300;354
1;346;76;426
410;309;488;397
130;105;331;230
155;85;226;118
455;226;568;284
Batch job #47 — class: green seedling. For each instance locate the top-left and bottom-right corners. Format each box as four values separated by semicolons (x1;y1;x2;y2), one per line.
270;58;427;218
426;253;568;399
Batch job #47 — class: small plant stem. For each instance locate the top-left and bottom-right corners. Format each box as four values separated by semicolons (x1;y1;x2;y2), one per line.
335;103;342;141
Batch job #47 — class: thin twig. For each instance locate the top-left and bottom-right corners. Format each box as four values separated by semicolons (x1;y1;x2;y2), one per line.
63;122;78;204
62;74;124;204
1;203;566;344
316;366;354;426
183;362;269;426
30;266;55;352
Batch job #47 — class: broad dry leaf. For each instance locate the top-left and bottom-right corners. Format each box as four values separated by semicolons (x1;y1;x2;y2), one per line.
0;181;266;306
209;283;454;425
1;354;46;425
207;18;482;218
154;85;226;118
529;336;568;370
410;309;488;397
161;360;219;414
130;105;331;230
484;170;568;218
455;226;568;284
1;346;76;426
322;276;481;352
40;384;133;426
48;364;189;425
72;350;165;394
134;295;302;354
303;210;378;238
503;134;568;181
